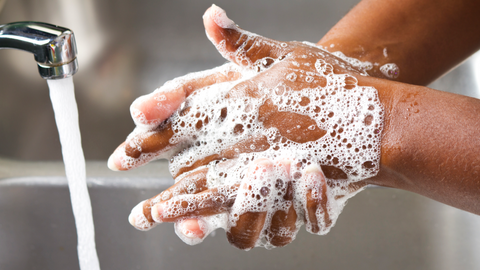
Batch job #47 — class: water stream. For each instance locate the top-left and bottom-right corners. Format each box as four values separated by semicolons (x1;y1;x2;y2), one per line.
48;77;101;270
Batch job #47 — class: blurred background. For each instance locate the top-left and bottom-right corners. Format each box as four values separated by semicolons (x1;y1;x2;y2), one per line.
1;1;480;270
0;0;364;161
1;0;478;161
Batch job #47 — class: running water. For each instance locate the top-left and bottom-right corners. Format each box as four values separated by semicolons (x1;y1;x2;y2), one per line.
48;77;101;270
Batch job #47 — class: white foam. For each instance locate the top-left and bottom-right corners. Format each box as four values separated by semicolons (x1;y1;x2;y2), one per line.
207;5;236;29
130;63;241;130
159;55;383;248
331;51;373;75
126;40;384;248
380;63;400;79
167;61;383;181
129;200;157;231
174;214;227;245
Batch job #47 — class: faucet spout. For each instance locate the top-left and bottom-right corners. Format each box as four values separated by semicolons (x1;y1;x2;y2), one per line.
0;21;78;79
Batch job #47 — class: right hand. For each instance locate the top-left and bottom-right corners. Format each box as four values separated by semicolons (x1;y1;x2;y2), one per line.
129;157;368;249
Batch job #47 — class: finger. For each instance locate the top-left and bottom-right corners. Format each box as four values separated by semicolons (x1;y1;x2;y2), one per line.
266;159;298;247
227;212;266;250
172;134;271;177
151;184;239;223
268;204;297;247
175;218;207;244
108;123;175;171
203;5;289;68
128;167;209;231
131;63;241;129
346;180;368;193
226;158;274;250
303;164;332;235
110;76;263;173
332;180;368;200
128;199;157;231
172;153;221;178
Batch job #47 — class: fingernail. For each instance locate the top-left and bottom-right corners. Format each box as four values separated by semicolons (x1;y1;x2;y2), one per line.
107;153;120;171
180;219;206;239
207;4;235;29
129;201;156;231
130;94;148;110
277;158;292;175
304;165;326;188
128;211;136;226
305;164;322;174
248;158;273;174
151;203;164;223
256;158;273;166
180;222;197;239
130;107;147;125
130;98;162;129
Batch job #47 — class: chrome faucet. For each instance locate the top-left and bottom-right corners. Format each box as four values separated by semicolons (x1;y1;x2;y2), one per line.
0;21;78;79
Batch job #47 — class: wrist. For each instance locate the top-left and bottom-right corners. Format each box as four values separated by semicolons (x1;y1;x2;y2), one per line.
317;38;400;82
353;75;413;189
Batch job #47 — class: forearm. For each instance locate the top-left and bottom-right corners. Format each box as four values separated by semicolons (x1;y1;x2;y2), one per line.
363;76;480;214
318;0;480;85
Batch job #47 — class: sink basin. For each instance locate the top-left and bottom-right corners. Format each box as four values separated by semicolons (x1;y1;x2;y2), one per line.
1;0;480;269
1;160;479;270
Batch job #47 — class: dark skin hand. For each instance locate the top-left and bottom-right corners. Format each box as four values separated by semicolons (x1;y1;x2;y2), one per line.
111;5;372;249
319;0;480;85
109;3;480;249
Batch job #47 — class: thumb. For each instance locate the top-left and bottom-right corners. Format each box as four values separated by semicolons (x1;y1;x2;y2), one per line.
203;5;289;68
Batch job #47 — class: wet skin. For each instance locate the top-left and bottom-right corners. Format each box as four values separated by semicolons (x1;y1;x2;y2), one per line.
110;2;480;249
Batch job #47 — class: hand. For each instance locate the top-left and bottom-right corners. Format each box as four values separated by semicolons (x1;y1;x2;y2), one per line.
129;157;366;250
129;159;365;249
109;5;383;249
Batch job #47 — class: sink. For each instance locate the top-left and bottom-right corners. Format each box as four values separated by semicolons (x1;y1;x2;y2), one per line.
1;0;480;269
1;161;480;270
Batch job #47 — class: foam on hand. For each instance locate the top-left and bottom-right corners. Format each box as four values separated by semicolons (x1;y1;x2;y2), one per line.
155;48;383;248
205;4;237;29
123;7;386;248
380;63;400;79
129;63;240;130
